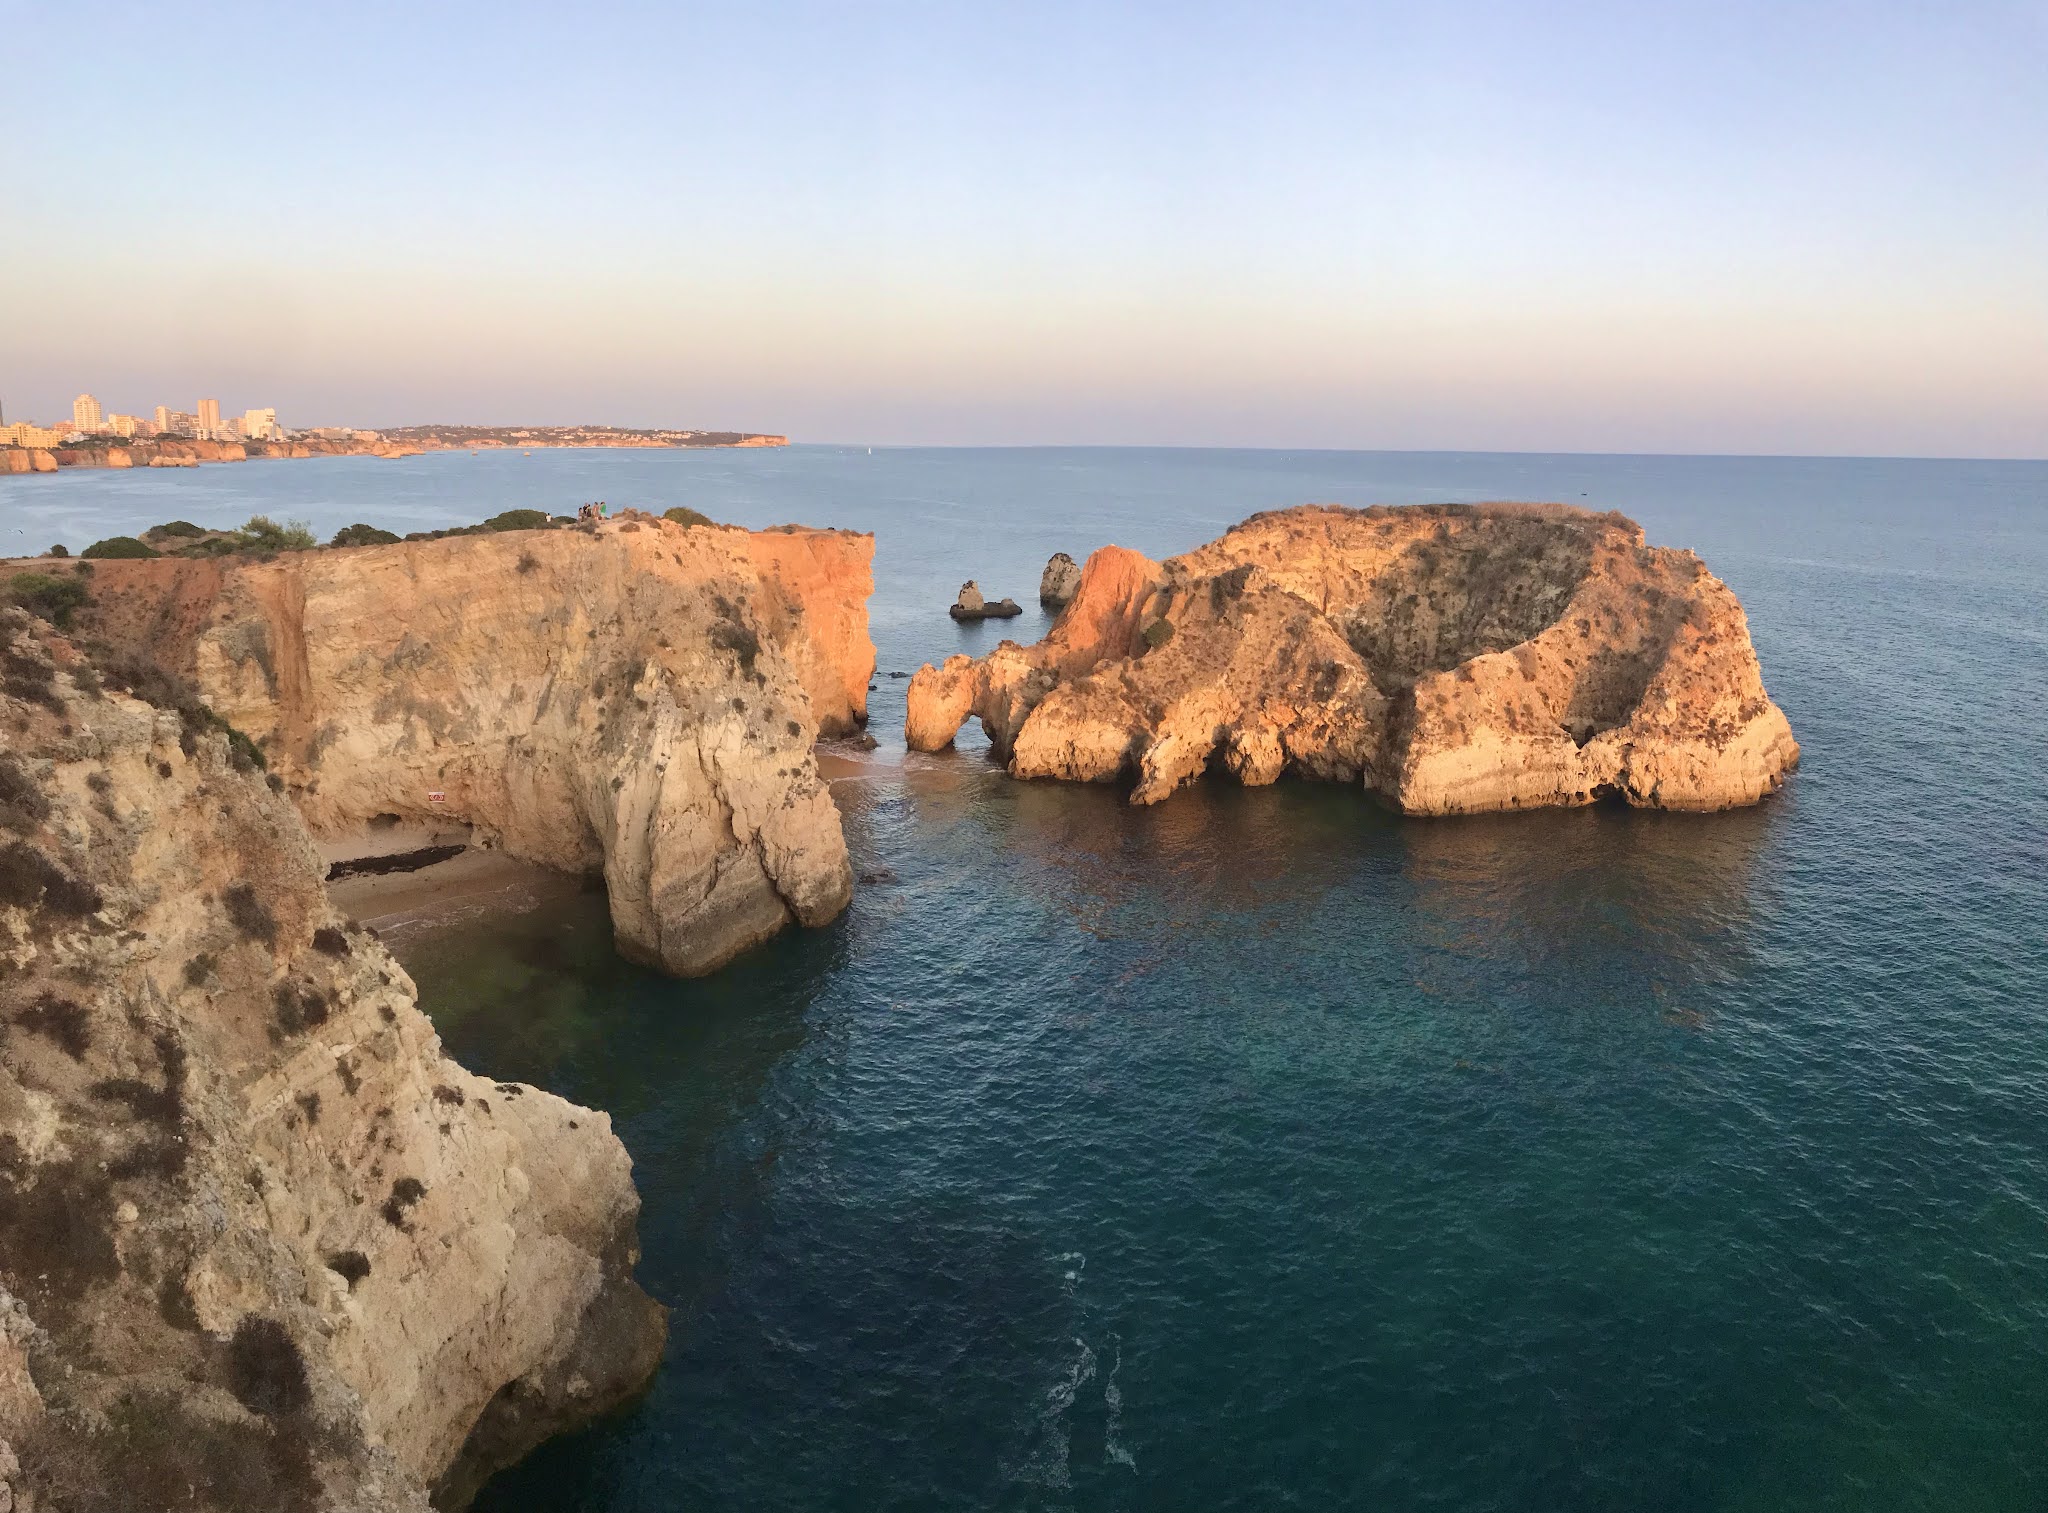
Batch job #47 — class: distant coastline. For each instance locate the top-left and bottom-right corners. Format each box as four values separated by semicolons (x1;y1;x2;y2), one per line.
0;424;788;477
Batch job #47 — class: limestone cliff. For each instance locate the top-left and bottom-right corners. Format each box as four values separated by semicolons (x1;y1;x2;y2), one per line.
1038;552;1083;609
67;514;876;976
906;504;1798;813
0;607;665;1512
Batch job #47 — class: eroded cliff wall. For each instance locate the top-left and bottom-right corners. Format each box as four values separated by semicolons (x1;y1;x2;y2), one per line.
66;515;876;977
0;608;665;1512
907;503;1797;814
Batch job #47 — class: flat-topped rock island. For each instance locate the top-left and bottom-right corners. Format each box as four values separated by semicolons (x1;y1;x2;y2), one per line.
907;503;1798;813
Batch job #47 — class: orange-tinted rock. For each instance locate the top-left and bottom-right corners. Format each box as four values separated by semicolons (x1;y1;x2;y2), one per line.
905;504;1798;814
63;516;876;974
730;525;877;735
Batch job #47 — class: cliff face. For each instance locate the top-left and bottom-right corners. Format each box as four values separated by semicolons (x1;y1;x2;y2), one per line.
906;504;1798;814
71;515;876;976
0;608;665;1512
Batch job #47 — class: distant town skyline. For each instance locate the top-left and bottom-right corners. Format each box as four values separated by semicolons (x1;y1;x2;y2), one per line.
3;1;2043;459
1;390;284;447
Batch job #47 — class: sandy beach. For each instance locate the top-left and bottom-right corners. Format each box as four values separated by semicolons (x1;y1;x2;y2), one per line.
328;848;593;947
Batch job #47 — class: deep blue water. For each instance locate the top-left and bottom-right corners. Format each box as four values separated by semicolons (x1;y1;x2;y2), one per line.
10;447;2048;1510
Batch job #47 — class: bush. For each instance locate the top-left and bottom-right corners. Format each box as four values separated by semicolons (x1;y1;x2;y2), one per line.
482;508;550;532
237;515;316;551
146;520;206;539
1142;618;1176;650
47;543;69;558
274;981;329;1035
6;572;89;629
81;535;160;560
225;1316;310;1417
663;506;714;529
0;752;51;833
382;1175;427;1230
330;522;400;547
0;840;102;915
223;881;277;944
18;992;91;1057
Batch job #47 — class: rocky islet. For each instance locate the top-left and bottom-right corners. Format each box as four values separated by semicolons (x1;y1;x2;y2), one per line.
908;503;1798;812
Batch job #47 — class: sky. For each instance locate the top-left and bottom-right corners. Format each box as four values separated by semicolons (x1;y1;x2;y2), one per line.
4;0;2044;456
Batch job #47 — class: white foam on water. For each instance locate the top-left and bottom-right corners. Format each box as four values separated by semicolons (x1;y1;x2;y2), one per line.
999;1335;1097;1491
1103;1334;1136;1470
1058;1250;1086;1292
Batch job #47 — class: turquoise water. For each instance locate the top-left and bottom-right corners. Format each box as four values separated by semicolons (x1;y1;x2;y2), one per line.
12;448;2048;1509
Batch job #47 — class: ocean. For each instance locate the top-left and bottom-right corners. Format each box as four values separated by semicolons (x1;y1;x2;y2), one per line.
10;446;2047;1510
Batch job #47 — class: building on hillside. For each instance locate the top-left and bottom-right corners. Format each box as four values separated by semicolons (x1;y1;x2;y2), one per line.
0;423;65;448
106;414;142;438
239;407;282;442
197;397;221;440
156;408;197;438
72;394;103;433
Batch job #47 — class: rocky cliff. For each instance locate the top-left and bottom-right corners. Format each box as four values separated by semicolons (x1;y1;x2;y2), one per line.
906;504;1797;813
0;607;665;1511
64;514;877;975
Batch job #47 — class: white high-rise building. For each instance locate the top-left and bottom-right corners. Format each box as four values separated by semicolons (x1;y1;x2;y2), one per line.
73;393;103;433
197;397;220;440
240;407;282;442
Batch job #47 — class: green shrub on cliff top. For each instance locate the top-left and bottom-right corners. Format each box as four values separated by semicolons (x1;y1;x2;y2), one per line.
81;536;160;560
664;506;715;528
482;508;551;533
330;523;401;547
8;573;91;629
236;516;316;551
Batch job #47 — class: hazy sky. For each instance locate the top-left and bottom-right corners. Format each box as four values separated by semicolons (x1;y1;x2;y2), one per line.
6;0;2043;455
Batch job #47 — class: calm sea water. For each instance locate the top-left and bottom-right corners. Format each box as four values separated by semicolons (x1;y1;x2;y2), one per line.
10;447;2048;1510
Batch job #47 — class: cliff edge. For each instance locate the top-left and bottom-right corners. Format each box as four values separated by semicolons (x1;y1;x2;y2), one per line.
906;503;1797;813
0;607;665;1511
61;514;876;976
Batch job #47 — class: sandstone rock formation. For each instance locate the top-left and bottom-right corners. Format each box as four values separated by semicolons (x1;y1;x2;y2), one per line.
906;504;1798;813
1039;552;1083;609
0;607;664;1511
948;580;1022;621
61;514;877;975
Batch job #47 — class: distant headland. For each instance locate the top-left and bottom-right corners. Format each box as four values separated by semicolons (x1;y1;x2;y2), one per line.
0;420;787;477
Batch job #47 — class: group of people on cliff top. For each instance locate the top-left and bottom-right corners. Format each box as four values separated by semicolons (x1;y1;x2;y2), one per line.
575;501;610;523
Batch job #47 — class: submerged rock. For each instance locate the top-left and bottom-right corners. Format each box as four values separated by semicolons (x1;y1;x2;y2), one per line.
1039;552;1083;609
0;608;664;1510
906;503;1799;813
57;514;877;976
